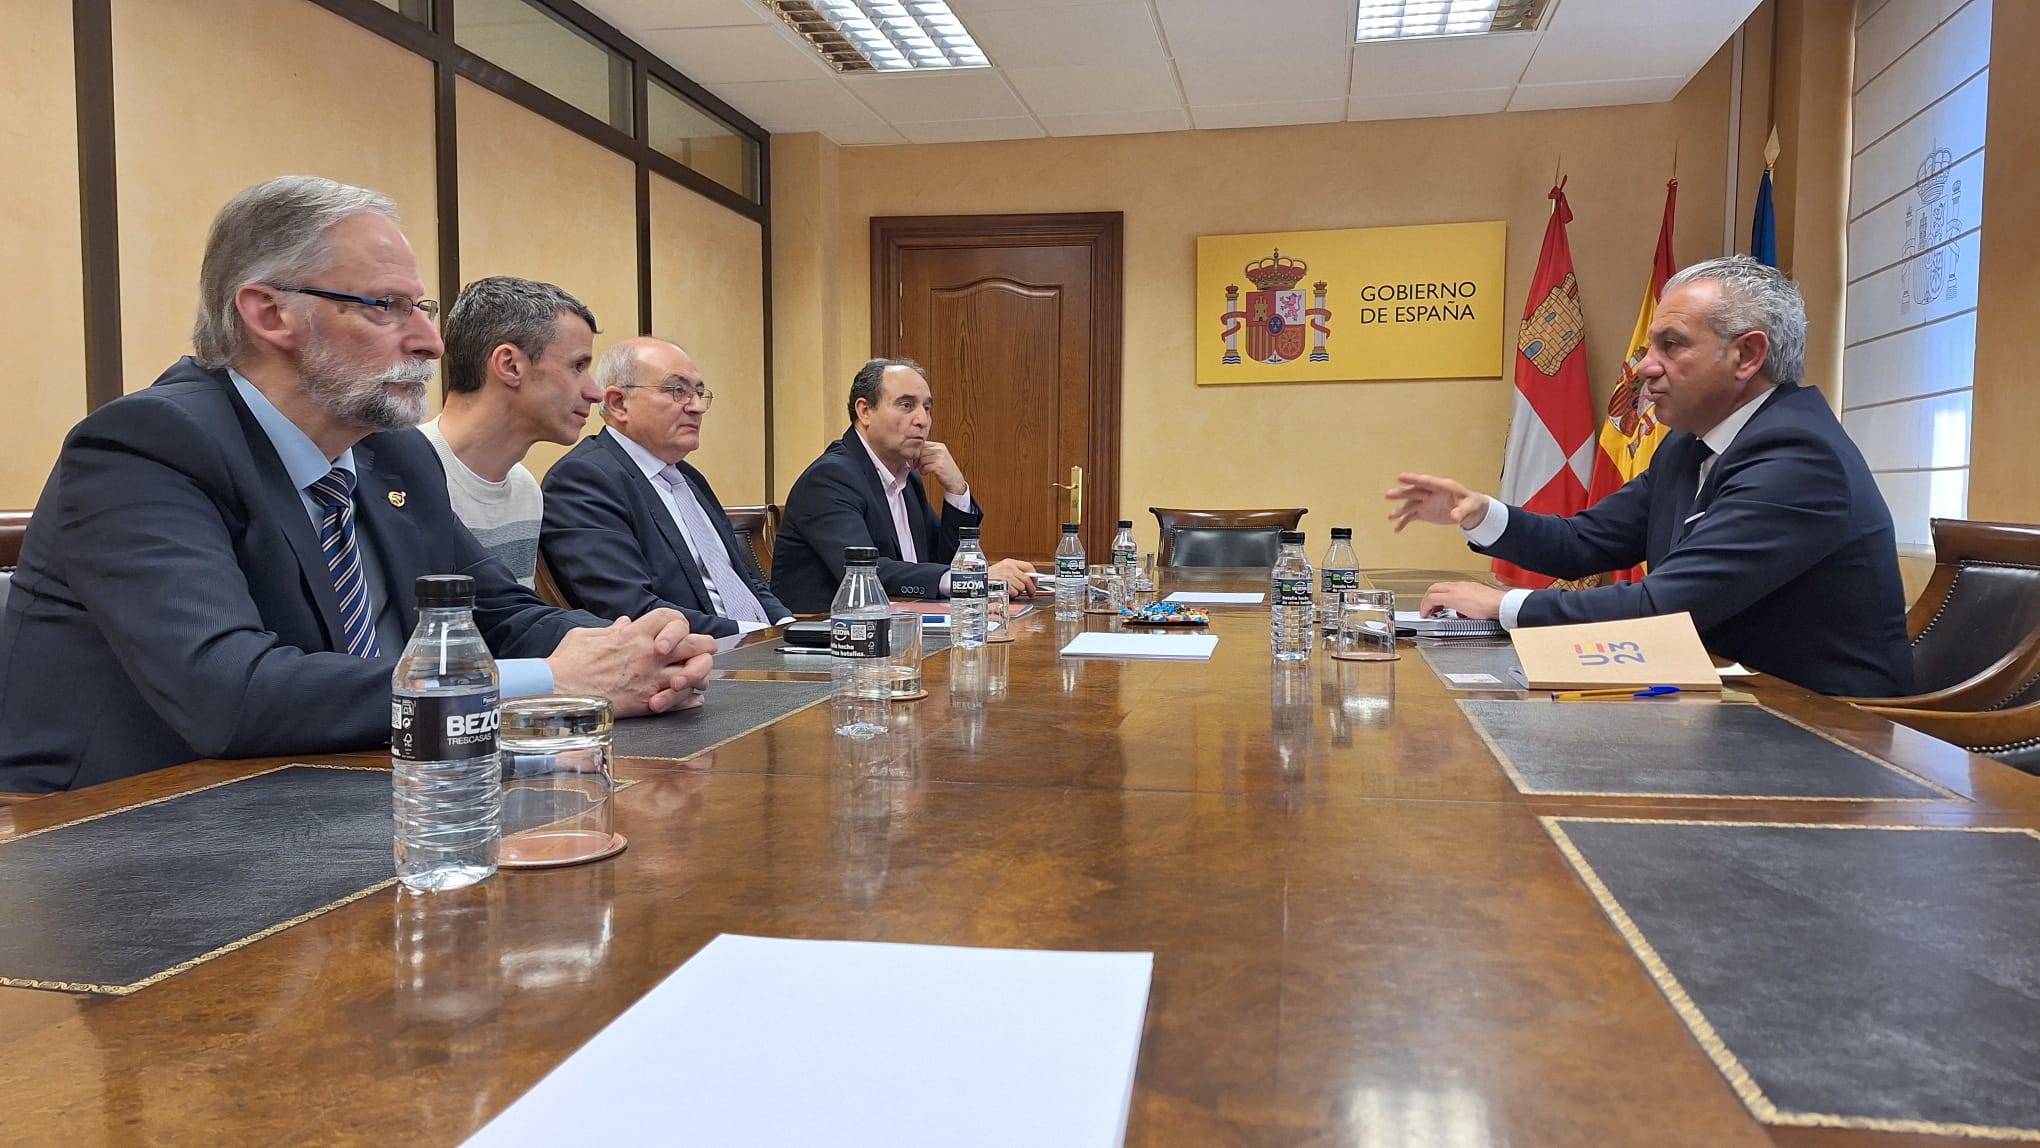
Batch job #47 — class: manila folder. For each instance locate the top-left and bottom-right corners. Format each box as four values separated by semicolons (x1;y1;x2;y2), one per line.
1510;611;1723;691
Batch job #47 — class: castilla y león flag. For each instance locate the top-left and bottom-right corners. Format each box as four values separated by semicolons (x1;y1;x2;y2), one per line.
1494;180;1594;589
1585;178;1679;583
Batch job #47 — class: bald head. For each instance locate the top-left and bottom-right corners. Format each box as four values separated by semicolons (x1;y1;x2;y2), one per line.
599;336;710;463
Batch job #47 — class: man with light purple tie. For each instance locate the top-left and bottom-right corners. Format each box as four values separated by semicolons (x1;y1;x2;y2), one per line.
538;337;794;638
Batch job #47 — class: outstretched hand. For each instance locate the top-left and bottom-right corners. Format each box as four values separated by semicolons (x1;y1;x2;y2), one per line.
1386;472;1491;533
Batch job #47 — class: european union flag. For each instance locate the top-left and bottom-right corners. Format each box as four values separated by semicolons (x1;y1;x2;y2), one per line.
1751;168;1778;268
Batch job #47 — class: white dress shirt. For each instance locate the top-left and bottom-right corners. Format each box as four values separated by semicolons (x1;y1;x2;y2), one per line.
608;427;790;625
857;430;971;594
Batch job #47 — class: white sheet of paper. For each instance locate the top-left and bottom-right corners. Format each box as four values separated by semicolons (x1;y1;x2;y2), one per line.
1164;591;1264;605
1716;662;1757;676
461;935;1154;1148
1060;631;1219;661
1445;672;1505;685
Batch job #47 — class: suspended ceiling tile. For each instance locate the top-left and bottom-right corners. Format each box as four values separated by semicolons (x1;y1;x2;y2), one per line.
701;77;862;131
1518;23;1726;86
1176;50;1351;106
1002;61;1183;116
1190;97;1347;130
1347;31;1539;97
1153;0;1354;59
638;24;835;85
1507;75;1689;112
843;68;1033;121
895;116;1049;143
580;0;771;29
1038;106;1191;136
964;4;1165;69
1347;86;1512;122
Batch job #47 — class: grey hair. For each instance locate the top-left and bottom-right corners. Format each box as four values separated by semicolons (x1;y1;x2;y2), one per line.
593;339;645;420
442;276;597;395
191;176;401;369
847;357;925;422
1663;254;1807;387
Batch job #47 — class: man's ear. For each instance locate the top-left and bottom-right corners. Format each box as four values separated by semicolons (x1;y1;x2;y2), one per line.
234;284;300;354
490;342;528;389
1731;329;1772;382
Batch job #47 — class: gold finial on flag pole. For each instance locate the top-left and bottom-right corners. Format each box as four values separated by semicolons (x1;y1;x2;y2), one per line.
1763;126;1781;171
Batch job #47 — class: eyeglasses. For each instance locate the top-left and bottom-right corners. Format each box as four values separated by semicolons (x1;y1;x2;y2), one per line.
622;381;714;409
270;285;441;321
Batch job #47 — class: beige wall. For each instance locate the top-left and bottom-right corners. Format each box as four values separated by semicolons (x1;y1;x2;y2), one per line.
1969;0;2040;523
455;79;638;479
111;0;438;393
0;0;85;508
1770;0;1853;402
767;133;844;500
648;175;767;502
773;34;1772;567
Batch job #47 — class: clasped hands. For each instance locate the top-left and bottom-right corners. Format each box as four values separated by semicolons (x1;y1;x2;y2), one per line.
908;440;1040;597
1385;471;1507;622
546;609;717;716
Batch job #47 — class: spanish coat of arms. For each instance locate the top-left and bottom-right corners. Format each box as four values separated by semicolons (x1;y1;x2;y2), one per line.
1218;250;1331;365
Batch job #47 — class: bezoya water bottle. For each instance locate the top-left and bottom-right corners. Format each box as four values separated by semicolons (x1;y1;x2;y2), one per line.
391;574;502;893
1054;523;1085;620
1270;530;1315;662
830;546;892;738
1319;527;1360;632
1110;520;1138;586
950;526;990;648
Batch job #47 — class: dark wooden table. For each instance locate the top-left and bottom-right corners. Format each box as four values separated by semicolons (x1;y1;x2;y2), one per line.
2;569;2034;1147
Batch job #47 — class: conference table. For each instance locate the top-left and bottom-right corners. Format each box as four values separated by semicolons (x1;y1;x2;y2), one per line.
1;567;2035;1147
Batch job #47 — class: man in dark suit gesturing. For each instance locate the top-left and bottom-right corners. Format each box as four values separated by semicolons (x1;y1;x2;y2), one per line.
1387;255;1912;697
771;358;1036;614
0;177;715;793
539;336;792;637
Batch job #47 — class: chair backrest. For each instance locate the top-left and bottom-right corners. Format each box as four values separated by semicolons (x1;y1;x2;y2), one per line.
1150;507;1306;568
0;510;28;573
724;504;778;579
533;553;571;610
1907;519;2040;694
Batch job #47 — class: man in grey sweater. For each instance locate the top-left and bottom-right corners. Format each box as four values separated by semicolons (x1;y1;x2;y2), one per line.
419;276;601;587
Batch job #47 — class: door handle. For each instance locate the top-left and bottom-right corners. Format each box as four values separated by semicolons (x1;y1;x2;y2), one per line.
1049;465;1083;525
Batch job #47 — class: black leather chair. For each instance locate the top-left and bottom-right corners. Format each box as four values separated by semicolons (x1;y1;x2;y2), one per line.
724;504;778;579
1150;507;1306;568
1843;519;2040;711
1865;699;2040;777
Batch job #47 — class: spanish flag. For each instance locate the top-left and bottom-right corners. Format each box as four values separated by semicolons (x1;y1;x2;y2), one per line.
1585;179;1678;583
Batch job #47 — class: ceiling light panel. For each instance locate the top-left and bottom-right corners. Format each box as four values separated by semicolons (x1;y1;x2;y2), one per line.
766;0;990;72
1355;0;1546;42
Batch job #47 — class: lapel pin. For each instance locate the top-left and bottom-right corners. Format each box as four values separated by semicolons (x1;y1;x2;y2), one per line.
388;491;407;508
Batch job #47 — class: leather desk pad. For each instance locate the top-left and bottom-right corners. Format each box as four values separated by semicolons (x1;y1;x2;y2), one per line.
1458;699;1957;801
1;765;639;995
1547;818;2040;1139
613;678;834;760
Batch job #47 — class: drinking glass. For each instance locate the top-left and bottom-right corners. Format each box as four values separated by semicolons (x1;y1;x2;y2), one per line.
1332;590;1398;661
497;695;618;866
1084;564;1123;614
886;612;925;698
987;579;1014;643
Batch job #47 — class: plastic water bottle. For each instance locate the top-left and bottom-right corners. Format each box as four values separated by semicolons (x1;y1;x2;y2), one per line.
831;546;892;739
949;526;989;648
1270;530;1315;662
1054;523;1085;621
1110;520;1138;585
1319;527;1360;632
391;574;502;892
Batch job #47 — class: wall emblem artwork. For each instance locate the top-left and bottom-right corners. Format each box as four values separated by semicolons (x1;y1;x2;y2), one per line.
1901;143;1961;313
1197;221;1505;385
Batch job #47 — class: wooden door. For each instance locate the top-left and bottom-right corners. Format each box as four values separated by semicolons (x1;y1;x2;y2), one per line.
872;214;1122;567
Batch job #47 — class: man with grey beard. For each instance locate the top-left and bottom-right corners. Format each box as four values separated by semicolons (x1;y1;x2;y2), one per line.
0;176;717;794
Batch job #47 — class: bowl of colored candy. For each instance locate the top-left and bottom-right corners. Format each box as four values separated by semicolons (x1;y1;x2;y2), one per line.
1120;603;1211;627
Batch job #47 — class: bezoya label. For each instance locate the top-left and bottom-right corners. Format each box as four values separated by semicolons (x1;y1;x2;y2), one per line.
391;689;500;762
831;617;892;659
1056;556;1087;578
1274;577;1315;606
1112;544;1137;566
1321;568;1361;593
950;571;988;601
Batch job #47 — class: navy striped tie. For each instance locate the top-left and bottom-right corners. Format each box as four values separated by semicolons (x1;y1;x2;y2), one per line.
308;468;382;659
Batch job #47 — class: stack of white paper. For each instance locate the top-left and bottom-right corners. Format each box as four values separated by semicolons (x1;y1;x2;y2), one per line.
1163;591;1264;605
462;935;1155;1148
1059;631;1219;661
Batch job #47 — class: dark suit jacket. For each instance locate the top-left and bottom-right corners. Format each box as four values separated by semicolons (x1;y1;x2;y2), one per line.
539;429;788;637
1476;382;1913;697
771;427;983;614
0;358;593;793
